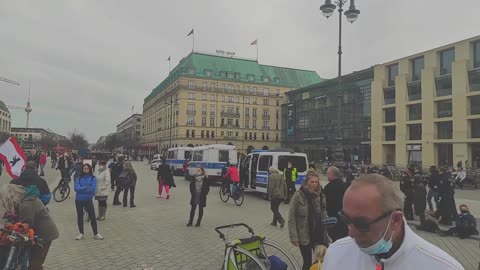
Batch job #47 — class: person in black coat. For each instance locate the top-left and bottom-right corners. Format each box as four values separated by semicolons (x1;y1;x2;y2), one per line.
431;168;456;225
323;166;348;242
427;166;440;212
187;167;210;227
11;161;51;205
400;167;415;220
413;173;427;228
156;158;176;199
57;153;73;180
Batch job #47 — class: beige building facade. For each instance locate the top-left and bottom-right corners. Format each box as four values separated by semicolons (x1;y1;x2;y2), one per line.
372;36;480;168
142;52;321;154
0;100;11;133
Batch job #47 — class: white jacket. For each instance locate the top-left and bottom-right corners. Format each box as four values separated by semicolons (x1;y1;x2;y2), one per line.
323;222;464;270
94;168;111;197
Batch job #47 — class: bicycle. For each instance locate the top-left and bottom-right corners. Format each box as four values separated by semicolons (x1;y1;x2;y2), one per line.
0;224;43;270
52;169;73;202
219;181;244;206
215;223;301;270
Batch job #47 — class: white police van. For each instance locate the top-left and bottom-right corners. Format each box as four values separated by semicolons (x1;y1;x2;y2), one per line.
187;144;238;182
240;149;309;196
165;147;193;175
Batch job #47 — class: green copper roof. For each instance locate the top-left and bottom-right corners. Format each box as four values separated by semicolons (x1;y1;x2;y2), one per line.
0;99;9;113
145;52;323;103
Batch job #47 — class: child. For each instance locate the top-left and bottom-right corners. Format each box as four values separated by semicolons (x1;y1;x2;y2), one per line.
310;245;328;270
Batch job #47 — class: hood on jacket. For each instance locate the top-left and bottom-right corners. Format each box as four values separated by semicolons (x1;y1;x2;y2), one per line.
269;166;280;175
18;169;39;183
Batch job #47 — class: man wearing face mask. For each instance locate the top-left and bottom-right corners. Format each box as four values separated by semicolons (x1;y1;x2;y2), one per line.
322;174;463;270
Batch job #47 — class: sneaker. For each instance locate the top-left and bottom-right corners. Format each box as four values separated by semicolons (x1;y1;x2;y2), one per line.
94;234;104;240
270;222;277;227
156;195;162;198
75;233;84;240
166;194;170;199
186;222;193;227
280;220;285;229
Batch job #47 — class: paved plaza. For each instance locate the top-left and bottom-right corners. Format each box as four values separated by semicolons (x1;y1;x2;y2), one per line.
1;161;480;269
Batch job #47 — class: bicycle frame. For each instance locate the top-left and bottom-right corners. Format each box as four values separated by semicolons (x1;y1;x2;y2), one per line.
0;228;35;270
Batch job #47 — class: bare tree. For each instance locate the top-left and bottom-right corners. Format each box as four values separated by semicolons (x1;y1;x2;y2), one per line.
69;129;89;149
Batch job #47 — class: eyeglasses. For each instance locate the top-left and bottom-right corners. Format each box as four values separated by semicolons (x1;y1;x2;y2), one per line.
338;210;393;233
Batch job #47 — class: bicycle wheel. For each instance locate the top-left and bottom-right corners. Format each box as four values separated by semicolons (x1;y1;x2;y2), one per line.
224;246;270;270
262;238;302;270
53;185;70;202
219;185;230;202
233;190;244;206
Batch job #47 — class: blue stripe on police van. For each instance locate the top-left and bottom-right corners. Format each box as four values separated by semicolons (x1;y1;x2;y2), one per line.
166;159;185;164
188;162;226;169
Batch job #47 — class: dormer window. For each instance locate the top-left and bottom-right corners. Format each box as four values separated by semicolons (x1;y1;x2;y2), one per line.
263;76;270;83
188;68;195;75
248;74;255;82
205;70;212;77
227;73;234;79
235;73;241;80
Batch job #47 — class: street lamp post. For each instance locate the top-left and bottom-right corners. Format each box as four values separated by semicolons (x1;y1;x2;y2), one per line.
320;0;360;163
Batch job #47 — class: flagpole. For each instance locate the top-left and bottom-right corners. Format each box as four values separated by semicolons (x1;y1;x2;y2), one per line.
168;58;171;73
192;31;195;52
256;38;259;61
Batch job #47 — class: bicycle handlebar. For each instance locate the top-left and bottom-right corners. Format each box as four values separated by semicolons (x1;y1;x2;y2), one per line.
0;227;44;246
214;223;254;240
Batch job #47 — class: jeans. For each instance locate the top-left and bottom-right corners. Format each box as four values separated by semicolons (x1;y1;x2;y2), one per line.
29;240;52;270
188;205;204;224
270;198;284;225
427;188;439;211
299;244;313;270
123;186;136;206
75;200;98;235
39;164;45;176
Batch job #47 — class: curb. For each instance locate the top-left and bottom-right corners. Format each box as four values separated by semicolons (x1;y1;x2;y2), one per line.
406;220;480;241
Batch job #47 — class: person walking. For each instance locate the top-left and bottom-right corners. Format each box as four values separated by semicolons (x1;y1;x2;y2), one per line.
427;166;440;213
399;167;414;220
157;158;175;199
74;163;103;240
284;161;298;203
323;166;348;242
288;171;330;270
39;151;47;176
0;184;59;269
187;167;210;227
267;166;287;228
94;160;110;220
122;162;137;208
51;151;57;169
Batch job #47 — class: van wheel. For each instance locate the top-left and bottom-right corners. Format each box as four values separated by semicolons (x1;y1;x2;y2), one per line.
262;194;269;201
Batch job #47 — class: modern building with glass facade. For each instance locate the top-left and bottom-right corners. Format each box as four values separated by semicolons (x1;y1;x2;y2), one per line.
371;35;480;168
142;52;322;153
282;68;373;164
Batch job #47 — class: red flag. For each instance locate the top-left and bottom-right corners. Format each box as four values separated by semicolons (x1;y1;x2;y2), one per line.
0;137;27;178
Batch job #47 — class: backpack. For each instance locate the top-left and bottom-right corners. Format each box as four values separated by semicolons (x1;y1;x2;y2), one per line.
118;171;132;186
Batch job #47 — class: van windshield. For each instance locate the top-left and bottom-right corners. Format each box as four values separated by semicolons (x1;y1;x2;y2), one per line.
278;155;307;172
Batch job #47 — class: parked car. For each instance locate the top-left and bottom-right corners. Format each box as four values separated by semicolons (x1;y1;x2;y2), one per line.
151;157;162;170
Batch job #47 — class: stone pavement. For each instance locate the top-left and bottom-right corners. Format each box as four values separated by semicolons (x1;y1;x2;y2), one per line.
1;161;479;269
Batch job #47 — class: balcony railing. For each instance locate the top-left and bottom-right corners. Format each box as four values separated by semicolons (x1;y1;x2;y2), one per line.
186;110;196;115
262;115;270;120
201;111;207;115
220;112;241;118
210;112;216;116
262;126;271;130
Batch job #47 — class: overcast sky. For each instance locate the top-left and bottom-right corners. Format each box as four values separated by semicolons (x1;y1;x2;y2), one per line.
0;0;479;142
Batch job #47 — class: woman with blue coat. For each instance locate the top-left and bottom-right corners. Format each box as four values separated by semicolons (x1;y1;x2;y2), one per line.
74;163;104;240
